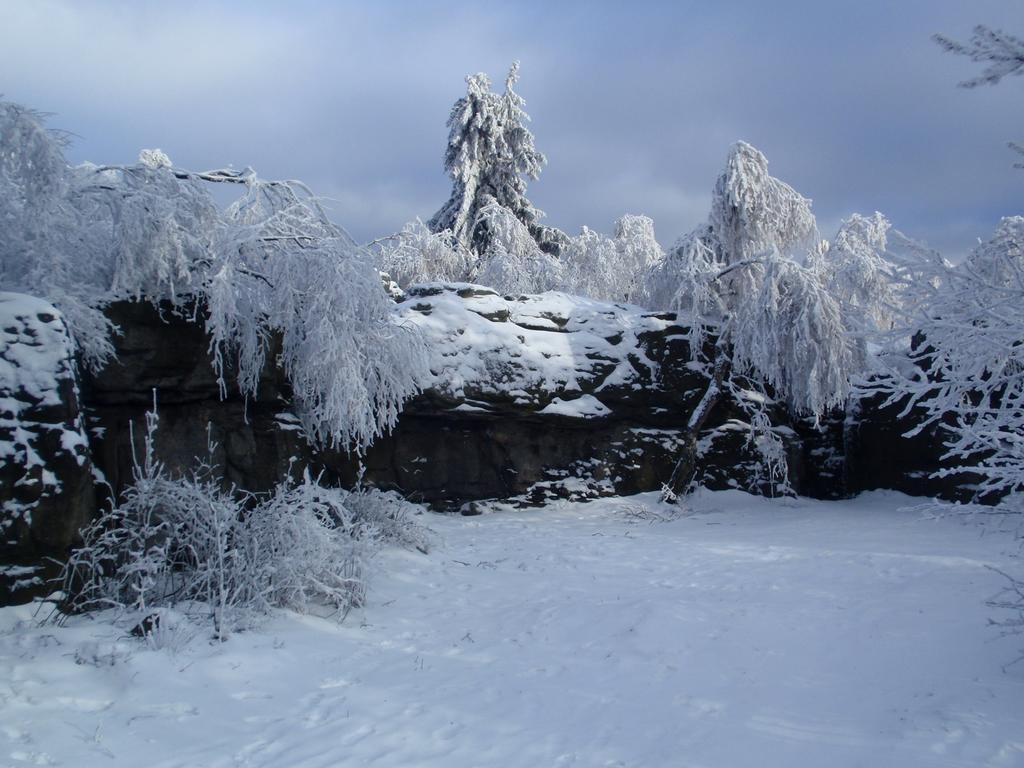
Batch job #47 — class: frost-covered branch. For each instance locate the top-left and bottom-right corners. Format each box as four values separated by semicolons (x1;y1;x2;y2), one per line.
872;217;1024;501
0;99;425;453
934;26;1024;88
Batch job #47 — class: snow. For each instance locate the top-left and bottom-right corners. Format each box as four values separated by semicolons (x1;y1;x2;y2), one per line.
538;394;611;418
0;293;90;527
0;294;74;409
2;491;1022;767
399;284;674;408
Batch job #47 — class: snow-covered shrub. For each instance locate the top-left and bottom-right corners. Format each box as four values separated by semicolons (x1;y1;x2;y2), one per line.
372;219;476;289
472;200;565;294
244;475;373;621
343;486;432;554
59;405;414;638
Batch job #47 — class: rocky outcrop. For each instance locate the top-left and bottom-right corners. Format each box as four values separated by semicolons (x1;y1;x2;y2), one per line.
351;285;806;505
0;285;964;603
78;289;808;512
0;294;94;604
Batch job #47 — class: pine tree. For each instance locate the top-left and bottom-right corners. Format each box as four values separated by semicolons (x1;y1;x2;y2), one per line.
428;63;550;256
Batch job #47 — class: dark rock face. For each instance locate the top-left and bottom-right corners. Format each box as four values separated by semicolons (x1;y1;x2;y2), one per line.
82;300;319;501
845;393;975;502
81;290;814;512
0;294;95;604
340;286;811;506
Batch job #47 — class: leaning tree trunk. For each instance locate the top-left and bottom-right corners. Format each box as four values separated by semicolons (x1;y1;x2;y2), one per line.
662;343;732;502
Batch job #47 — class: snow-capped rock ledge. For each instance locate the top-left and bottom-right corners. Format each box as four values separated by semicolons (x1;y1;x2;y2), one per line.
348;284;809;507
397;283;704;420
0;293;94;603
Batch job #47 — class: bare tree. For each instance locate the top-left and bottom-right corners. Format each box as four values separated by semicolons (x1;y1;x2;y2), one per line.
934;25;1024;165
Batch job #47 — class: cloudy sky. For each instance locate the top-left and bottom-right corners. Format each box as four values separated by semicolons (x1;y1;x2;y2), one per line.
3;0;1023;258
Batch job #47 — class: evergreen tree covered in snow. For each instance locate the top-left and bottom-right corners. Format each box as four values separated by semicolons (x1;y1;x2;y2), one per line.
472;200;566;294
428;63;555;257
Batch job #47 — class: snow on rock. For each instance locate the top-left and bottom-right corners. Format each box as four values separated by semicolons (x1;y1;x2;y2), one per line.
0;293;94;604
398;283;681;414
538;394;611;418
353;283;817;504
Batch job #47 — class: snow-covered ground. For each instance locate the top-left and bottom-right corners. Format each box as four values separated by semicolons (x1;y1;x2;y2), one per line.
1;490;1023;767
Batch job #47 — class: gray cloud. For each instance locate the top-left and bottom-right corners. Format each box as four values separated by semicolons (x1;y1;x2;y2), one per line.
2;0;1022;258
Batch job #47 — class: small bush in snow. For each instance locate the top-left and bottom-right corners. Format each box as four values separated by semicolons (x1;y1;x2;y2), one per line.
59;406;427;639
344;486;432;554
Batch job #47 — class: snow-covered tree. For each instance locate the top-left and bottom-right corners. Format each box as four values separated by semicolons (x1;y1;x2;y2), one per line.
644;142;820;307
205;174;426;450
0;100;425;453
877;217;1024;502
707;141;819;266
428;63;551;255
872;31;1024;503
655;143;865;499
614;214;666;301
560;215;665;303
812;212;940;335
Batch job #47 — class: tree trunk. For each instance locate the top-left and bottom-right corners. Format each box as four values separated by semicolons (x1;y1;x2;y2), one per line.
662;344;732;502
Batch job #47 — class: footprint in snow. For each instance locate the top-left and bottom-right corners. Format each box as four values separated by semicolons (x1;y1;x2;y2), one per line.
747;713;865;747
54;697;113;713
9;751;57;766
230;691;272;701
318;677;352;689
